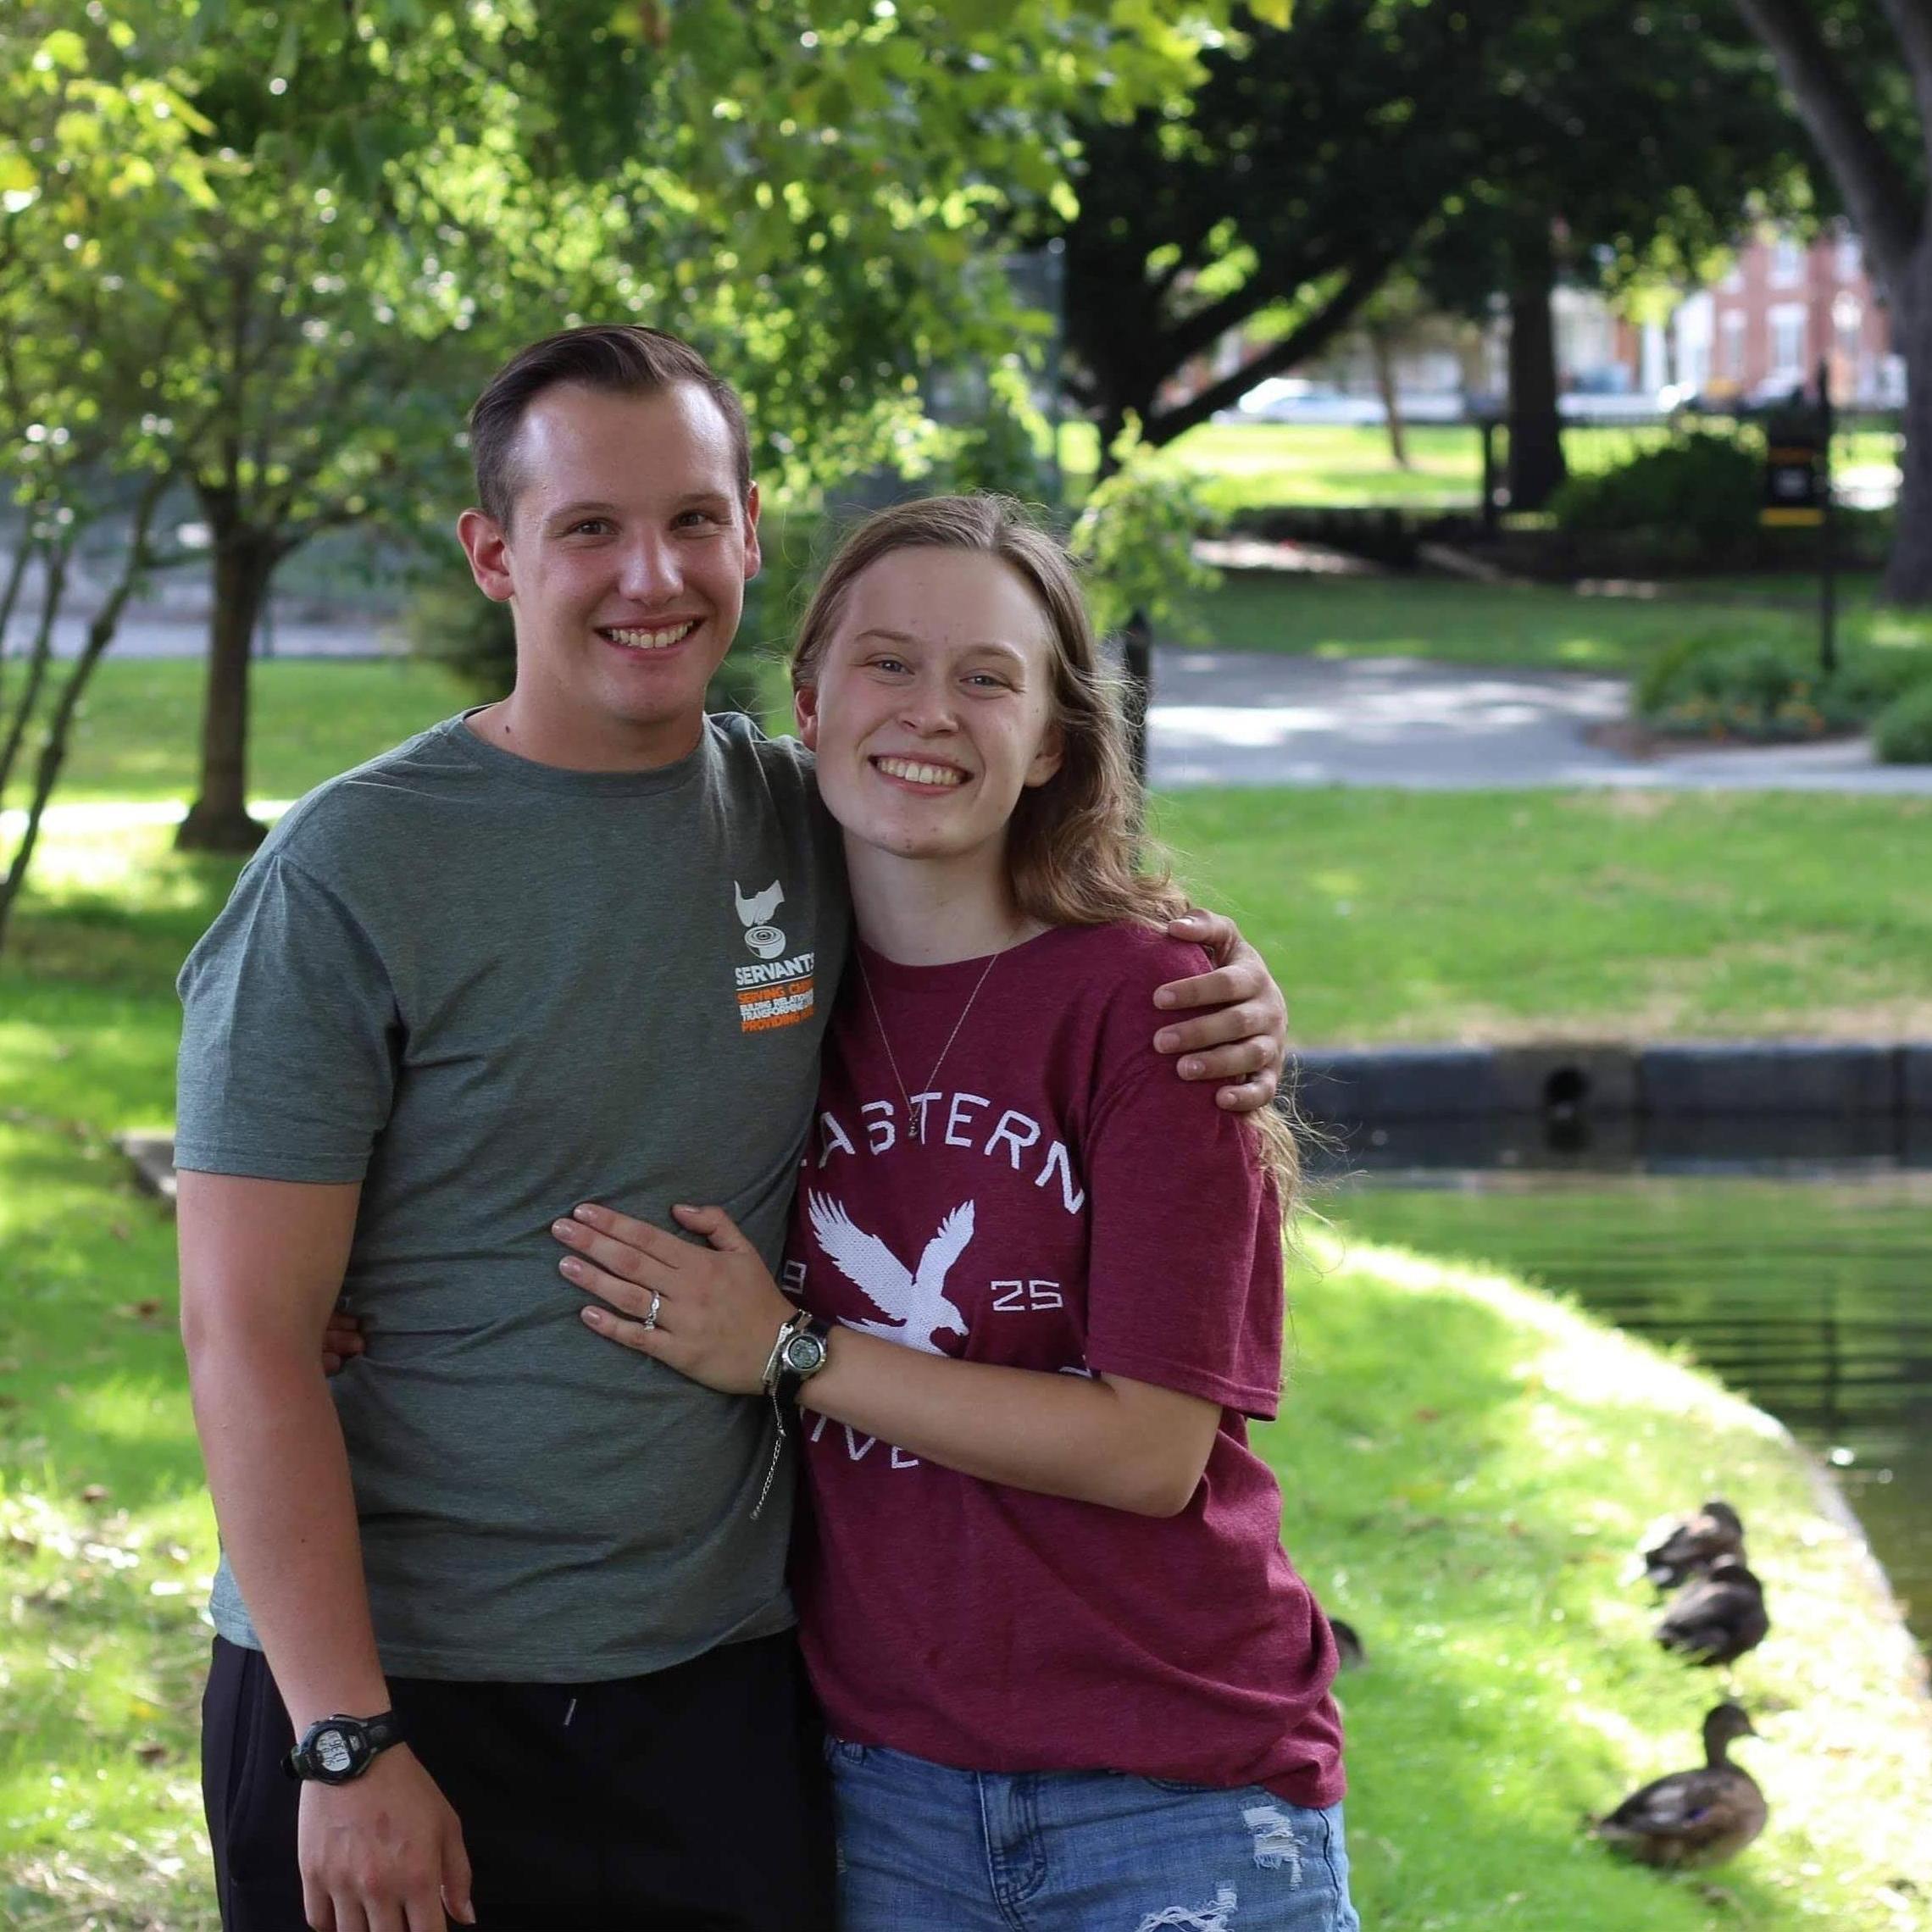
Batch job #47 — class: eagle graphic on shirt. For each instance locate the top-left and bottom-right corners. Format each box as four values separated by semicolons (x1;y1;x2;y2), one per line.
806;1192;974;1354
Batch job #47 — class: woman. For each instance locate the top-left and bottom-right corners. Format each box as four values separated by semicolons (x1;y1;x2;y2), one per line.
552;496;1353;1930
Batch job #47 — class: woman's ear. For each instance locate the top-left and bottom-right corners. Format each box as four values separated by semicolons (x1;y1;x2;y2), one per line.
794;679;820;751
1024;719;1064;788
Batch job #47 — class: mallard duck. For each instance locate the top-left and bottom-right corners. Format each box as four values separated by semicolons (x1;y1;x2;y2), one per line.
1639;1500;1746;1591
1654;1554;1769;1666
1592;1702;1766;1868
1328;1617;1366;1670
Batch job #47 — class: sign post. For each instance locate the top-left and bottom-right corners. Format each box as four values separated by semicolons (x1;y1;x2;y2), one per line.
1758;359;1835;676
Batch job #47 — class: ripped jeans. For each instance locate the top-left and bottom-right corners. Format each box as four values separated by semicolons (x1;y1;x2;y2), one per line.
825;1737;1361;1932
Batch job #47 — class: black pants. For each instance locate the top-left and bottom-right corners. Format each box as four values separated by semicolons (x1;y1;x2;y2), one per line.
202;1633;836;1932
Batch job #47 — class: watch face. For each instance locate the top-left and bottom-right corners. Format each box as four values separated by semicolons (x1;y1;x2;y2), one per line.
316;1729;354;1777
785;1332;827;1375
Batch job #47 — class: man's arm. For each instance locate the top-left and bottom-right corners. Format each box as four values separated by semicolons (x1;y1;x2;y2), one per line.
179;1172;473;1929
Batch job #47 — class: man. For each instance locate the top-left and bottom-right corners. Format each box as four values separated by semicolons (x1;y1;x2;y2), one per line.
176;325;1287;1932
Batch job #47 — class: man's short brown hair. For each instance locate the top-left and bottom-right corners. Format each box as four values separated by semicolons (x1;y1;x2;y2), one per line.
468;325;752;527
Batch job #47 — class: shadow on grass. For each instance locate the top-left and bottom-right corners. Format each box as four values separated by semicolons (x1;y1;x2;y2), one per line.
2;1125;200;1514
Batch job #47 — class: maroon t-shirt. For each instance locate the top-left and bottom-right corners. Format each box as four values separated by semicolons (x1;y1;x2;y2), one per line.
784;921;1345;1807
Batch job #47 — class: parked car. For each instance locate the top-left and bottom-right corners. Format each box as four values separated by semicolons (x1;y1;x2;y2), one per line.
1225;378;1381;425
1220;380;1474;426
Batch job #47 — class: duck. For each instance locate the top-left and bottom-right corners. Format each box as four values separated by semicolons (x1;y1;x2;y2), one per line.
1591;1702;1766;1868
1639;1500;1746;1591
1654;1554;1769;1666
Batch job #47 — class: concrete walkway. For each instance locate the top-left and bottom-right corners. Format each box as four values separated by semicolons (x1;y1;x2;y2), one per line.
1146;648;1932;794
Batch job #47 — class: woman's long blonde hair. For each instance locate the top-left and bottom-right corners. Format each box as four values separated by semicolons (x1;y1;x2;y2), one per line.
789;492;1301;1213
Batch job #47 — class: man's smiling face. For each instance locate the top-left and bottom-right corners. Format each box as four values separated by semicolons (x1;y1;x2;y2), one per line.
459;380;760;769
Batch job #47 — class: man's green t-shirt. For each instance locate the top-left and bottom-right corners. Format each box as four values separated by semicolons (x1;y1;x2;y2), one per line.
175;712;847;1679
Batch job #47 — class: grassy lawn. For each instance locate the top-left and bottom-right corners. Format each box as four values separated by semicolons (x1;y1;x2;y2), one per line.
1272;1228;1932;1930
1057;419;1902;514
1185;569;1932;668
41;658;471;805
1152;787;1932;1045
14;662;1932;1050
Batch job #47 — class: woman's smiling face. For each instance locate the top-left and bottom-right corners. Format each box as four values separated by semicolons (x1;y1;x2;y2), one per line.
795;547;1064;868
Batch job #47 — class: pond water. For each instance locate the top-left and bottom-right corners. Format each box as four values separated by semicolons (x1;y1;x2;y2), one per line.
1327;1166;1932;1651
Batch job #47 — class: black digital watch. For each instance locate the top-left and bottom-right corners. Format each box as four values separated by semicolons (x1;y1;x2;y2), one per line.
283;1711;406;1785
774;1313;833;1404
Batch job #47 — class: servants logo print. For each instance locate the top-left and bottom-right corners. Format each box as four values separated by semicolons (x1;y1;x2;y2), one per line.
732;878;815;1033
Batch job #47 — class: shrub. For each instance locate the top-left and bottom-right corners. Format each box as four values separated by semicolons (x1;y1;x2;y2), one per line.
1827;642;1932;713
1638;634;1838;742
1874;680;1932;763
1550;434;1762;553
1637;632;1932;744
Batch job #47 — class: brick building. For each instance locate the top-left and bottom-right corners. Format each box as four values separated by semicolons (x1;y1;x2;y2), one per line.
1670;222;1901;406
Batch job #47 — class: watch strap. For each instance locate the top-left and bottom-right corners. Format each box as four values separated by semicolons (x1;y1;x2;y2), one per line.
363;1710;404;1755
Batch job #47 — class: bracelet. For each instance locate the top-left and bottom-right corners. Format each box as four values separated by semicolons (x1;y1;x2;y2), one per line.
760;1311;804;1396
751;1312;807;1521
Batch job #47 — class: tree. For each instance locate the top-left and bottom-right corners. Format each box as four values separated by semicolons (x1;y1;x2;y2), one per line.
1050;0;1502;463
1317;274;1478;469
3;0;1267;885
5;0;1263;866
0;11;213;948
1729;0;1932;602
1044;0;1796;504
1411;1;1802;509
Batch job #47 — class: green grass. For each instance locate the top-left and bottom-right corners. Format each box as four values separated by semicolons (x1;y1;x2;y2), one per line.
1270;1226;1932;1930
1151;788;1932;1045
1056;419;1902;514
1185;569;1932;669
37;658;469;805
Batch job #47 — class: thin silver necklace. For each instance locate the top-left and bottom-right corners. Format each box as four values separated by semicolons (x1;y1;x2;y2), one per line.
856;943;1005;1146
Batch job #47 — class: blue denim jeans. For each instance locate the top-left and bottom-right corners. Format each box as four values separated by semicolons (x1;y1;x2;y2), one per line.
826;1737;1361;1932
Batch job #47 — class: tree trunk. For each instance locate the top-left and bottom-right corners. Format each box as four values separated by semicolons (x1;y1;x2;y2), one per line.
1370;330;1411;469
1507;244;1568;513
0;479;165;955
1727;0;1924;598
0;525;36;720
177;487;275;853
1880;242;1932;605
0;534;67;807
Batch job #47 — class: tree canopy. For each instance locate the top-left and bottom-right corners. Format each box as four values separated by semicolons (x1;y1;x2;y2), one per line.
1047;0;1801;487
0;0;1269;884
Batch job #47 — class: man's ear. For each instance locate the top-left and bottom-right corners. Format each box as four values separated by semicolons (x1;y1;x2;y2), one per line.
741;480;763;584
794;678;819;751
457;508;514;603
